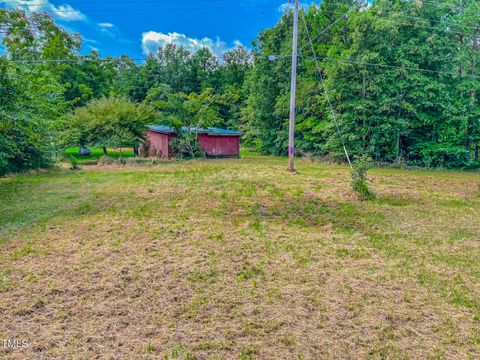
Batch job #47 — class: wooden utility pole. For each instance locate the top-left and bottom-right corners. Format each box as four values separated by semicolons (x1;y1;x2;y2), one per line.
288;0;299;172
469;28;478;160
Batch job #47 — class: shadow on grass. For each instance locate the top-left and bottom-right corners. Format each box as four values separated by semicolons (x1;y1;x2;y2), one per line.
213;185;480;320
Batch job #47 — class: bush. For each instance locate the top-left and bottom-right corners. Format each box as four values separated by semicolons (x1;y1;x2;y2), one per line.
63;96;157;152
351;155;375;200
169;129;204;159
417;143;470;168
68;155;80;170
97;156;164;166
98;155;115;165
0;59;64;176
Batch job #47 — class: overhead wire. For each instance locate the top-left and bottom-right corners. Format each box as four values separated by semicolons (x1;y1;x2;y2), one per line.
0;53;292;64
295;0;479;166
296;0;364;55
300;10;352;169
2;1;477;37
0;0;238;3
0;0;476;77
303;55;478;79
292;1;478;71
416;0;478;10
394;14;480;32
0;4;283;13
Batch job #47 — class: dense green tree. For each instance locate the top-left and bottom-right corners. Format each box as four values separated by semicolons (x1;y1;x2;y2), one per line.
221;46;252;89
0;58;65;175
0;9;114;108
145;87;223;128
2;1;480;172
242;11;297;154
64;97;156;154
323;0;473;166
0;10;71;174
191;47;219;91
242;0;480;167
111;55;141;100
0;9;81;61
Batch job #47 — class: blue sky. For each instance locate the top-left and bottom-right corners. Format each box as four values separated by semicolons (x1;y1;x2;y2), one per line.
0;0;305;59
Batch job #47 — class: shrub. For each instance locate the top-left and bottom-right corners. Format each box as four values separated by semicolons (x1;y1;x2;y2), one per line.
0;58;64;176
68;156;80;170
169;129;204;159
98;155;115;165
63;96;157;152
351;155;375;200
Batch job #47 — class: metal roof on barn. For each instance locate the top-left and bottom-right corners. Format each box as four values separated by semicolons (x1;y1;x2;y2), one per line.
147;125;243;136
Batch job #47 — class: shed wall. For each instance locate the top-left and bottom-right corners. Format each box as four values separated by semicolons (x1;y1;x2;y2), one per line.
146;131;175;158
198;135;240;157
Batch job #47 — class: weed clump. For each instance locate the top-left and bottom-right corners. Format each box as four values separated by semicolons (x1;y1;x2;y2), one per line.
351;155;375;200
68;155;80;170
169;130;204;159
98;155;115;165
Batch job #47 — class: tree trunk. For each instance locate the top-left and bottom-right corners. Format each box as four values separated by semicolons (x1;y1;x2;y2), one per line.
102;146;108;156
134;146;139;157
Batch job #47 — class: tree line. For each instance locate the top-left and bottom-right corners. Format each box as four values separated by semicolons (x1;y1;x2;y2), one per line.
1;0;479;175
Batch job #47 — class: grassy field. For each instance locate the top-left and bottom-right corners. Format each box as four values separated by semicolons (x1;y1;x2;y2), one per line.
64;147;135;162
0;156;479;359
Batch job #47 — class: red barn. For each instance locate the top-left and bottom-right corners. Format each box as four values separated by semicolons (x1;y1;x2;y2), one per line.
145;125;243;158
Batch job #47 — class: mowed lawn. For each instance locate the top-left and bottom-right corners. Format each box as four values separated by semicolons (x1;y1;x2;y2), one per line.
0;157;479;359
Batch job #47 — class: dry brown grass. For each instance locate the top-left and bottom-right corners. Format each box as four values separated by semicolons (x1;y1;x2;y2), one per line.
0;156;479;359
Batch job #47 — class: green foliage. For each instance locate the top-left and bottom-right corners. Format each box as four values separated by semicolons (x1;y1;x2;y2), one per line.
0;58;64;176
144;86;237;158
242;0;480;168
2;2;480;172
169;130;204;159
64;97;156;150
98;155;115;165
68;155;80;170
0;9;248;175
351;155;375;200
241;11;293;155
64;147;135;162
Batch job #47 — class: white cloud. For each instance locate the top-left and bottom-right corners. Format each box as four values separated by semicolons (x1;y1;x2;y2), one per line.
141;31;243;57
98;23;114;29
0;0;86;22
97;22;118;37
83;37;99;44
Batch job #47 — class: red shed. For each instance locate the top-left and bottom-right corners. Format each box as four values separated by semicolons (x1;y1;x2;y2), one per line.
145;125;243;158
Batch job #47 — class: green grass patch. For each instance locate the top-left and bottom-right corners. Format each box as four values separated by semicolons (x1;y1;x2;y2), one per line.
0;156;478;358
64;147;135;162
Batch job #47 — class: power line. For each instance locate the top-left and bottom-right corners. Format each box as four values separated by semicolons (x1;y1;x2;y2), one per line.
2;53;477;79
0;53;291;63
302;55;479;79
295;1;478;60
3;1;477;37
0;4;282;13
335;11;476;39
375;4;480;33
418;0;479;10
397;14;480;32
300;11;352;169
297;0;364;55
0;0;240;3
